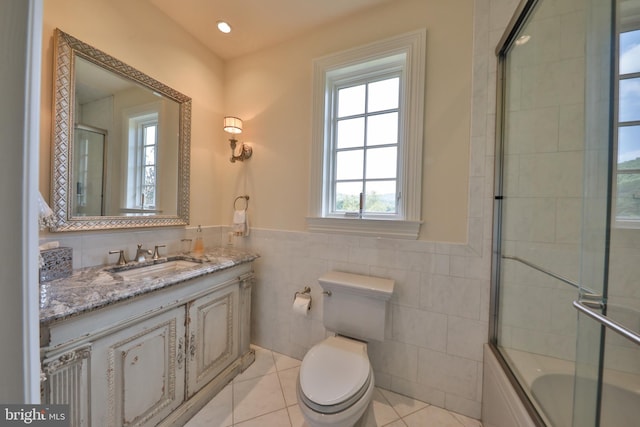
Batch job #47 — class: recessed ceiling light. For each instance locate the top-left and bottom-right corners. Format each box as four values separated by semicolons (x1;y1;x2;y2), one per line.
515;35;531;46
217;20;232;34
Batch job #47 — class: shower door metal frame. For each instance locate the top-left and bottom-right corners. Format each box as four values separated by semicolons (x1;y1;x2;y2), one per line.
488;1;548;425
490;0;541;346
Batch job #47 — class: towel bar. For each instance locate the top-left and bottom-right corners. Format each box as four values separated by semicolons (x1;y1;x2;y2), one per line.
234;195;249;210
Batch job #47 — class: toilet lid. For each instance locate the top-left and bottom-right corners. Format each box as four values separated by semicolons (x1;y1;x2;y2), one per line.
299;336;370;407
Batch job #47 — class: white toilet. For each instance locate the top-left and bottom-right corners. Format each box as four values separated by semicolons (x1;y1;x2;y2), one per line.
296;271;394;427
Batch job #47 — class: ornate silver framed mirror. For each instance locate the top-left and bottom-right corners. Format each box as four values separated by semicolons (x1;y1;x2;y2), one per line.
50;29;191;231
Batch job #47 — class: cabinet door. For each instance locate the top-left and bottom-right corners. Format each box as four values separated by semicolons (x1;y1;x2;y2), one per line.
42;344;91;427
91;306;186;427
186;283;239;397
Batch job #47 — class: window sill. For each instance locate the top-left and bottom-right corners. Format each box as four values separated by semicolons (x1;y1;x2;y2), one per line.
614;219;640;229
306;217;422;240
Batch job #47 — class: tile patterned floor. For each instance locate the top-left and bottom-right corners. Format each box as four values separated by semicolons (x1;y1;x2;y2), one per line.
185;346;482;427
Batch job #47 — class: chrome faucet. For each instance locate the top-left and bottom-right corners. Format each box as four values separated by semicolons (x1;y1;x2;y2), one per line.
135;244;152;262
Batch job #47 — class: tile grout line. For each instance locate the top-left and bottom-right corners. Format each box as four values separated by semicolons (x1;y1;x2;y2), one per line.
285;405;297;427
231;379;235;426
271;351;295;427
375;385;405;424
233;407;290;427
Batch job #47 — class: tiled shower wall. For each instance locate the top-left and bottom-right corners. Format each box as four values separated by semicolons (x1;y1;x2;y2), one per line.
38;0;525;420
496;0;640;378
498;0;586;362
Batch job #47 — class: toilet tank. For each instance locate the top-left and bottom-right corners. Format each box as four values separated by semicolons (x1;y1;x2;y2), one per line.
319;271;394;342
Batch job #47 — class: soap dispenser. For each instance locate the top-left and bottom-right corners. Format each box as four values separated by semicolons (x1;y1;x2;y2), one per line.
193;225;204;256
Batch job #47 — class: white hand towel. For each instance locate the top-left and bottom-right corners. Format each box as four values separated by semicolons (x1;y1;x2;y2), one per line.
38;191;56;230
233;209;249;236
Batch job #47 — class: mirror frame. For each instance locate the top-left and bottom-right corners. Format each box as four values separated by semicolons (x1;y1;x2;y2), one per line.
50;28;191;231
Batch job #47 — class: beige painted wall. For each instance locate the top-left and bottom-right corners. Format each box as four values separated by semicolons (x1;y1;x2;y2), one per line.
40;0;473;243
223;0;474;242
39;0;227;228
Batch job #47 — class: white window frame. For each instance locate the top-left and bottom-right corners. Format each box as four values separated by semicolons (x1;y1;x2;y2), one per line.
613;12;640;229
138;118;158;209
307;30;426;239
122;103;161;212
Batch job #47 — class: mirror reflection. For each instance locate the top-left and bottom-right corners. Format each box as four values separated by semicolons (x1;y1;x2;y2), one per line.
73;124;106;216
73;56;180;217
51;29;191;231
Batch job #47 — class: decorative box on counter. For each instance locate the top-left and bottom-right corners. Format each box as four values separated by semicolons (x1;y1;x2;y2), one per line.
39;247;73;282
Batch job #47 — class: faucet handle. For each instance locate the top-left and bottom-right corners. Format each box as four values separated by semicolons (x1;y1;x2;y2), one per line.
152;245;166;260
109;249;128;266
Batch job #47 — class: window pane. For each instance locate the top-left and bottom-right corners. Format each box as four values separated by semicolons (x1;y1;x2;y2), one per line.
337;118;364;149
620;30;640;75
144;166;156;186
143;186;156;207
336;150;363;180
618;126;640;169
366;147;397;179
335;181;363;212
616;173;640;220
368;77;399;113
144;125;157;145
365;180;396;213
367;112;398;146
338;85;365;117
619;78;640;122
145;146;156;166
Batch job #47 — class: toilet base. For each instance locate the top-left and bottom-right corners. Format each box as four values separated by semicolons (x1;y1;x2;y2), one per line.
297;368;375;427
352;401;373;427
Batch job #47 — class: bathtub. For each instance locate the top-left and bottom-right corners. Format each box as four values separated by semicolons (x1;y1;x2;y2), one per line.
531;373;640;427
483;345;640;427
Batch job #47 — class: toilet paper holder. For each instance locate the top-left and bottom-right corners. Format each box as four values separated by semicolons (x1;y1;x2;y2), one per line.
294;286;312;309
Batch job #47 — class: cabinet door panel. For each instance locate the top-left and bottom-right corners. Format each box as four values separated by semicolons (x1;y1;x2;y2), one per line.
187;284;239;396
121;333;168;423
92;307;186;427
42;344;91;427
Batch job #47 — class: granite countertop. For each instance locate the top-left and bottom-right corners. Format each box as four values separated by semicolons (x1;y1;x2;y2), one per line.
40;247;259;325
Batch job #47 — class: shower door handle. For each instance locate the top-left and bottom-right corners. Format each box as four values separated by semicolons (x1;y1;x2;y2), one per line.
573;300;640;346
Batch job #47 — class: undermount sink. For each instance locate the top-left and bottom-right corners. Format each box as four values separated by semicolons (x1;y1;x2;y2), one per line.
111;259;202;279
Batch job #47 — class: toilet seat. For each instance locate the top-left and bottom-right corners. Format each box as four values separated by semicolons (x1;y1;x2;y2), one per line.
299;336;371;414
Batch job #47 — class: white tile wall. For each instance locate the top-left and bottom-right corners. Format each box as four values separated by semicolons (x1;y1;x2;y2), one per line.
497;0;587;366
227;223;490;419
39;225;222;269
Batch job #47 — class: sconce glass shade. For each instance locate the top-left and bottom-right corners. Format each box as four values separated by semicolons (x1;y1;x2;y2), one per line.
223;116;243;134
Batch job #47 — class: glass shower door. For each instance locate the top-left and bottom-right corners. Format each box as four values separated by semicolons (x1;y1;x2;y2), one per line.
494;0;591;424
494;0;640;425
573;0;640;426
73;125;106;216
492;0;640;427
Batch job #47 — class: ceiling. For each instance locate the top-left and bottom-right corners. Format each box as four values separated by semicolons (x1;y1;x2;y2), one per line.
147;0;395;60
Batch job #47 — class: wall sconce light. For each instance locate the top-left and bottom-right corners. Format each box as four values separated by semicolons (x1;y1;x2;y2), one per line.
223;116;253;163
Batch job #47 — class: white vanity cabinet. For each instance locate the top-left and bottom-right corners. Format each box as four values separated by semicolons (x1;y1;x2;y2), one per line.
91;306;187;426
41;262;255;427
186;283;239;397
